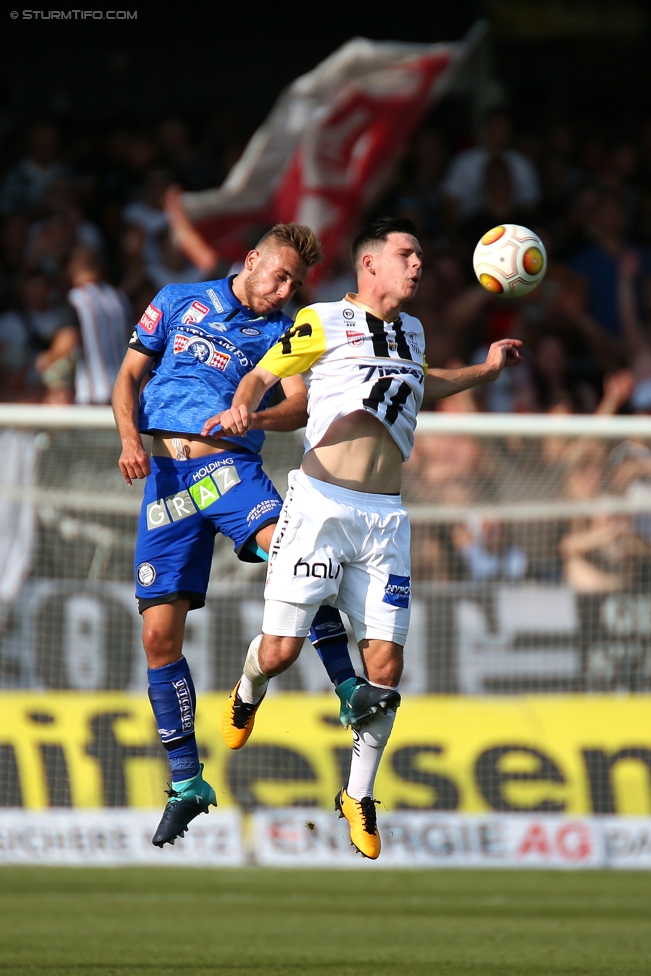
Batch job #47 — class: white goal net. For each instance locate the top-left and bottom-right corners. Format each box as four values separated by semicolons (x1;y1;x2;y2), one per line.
0;405;650;820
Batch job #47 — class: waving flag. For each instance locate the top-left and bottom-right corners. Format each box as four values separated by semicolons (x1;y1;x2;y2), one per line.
182;26;487;281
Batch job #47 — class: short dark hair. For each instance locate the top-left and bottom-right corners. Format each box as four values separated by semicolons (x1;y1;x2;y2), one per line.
351;217;418;269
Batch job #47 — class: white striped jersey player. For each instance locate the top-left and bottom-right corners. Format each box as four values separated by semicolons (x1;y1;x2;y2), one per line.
256;293;427;461
68;282;130;404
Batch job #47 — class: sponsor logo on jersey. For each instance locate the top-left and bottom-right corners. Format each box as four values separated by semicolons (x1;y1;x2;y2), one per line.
359;363;424;383
208;321;228;332
128;328;138;344
206;288;223;313
137;562;156;586
173;334;230;370
181;300;210;324
139;303;162;334
210;335;251;368
241;327;261;336
383;574;411;608
343;307;354;320
346;330;365;347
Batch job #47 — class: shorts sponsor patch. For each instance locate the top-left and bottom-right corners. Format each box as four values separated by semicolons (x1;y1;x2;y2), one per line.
139;303;162;334
383;574;411;609
164;490;197;522
181;300;210;324
146;467;239;527
189;475;220;511
212;464;241;495
146;500;170;530
137;562;156;586
246;497;281;526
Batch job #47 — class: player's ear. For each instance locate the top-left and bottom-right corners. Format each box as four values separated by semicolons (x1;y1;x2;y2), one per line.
244;249;260;271
362;253;375;275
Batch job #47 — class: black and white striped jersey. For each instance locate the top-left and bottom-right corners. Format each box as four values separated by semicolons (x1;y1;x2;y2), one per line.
257;293;427;460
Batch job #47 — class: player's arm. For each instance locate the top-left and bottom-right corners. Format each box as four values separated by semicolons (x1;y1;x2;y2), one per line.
202;308;325;437
423;339;523;402
112;347;155;485
201;365;280;437
250;374;308;432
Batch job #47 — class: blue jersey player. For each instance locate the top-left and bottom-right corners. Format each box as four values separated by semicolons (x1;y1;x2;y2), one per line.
112;224;392;847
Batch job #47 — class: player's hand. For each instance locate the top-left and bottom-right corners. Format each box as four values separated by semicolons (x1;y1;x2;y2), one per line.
484;339;523;378
119;440;150;486
201;405;251;438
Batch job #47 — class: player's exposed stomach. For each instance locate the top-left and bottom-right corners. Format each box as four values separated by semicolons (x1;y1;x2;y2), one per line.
303;411;403;495
150;432;250;459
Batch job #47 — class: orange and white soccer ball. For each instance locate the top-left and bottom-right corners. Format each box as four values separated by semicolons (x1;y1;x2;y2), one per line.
472;224;547;297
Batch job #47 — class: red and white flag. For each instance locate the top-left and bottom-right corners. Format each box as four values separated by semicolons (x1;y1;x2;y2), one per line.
182;28;486;282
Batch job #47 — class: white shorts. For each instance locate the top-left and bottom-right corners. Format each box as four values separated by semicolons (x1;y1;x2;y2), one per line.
263;469;411;644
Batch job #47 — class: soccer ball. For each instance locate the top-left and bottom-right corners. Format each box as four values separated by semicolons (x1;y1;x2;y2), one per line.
472;224;547;297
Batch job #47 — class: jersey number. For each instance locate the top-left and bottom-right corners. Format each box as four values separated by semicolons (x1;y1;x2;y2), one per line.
363;379;412;425
281;323;312;355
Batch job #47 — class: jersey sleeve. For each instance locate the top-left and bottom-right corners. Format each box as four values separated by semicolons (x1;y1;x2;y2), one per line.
128;288;170;355
256;307;327;378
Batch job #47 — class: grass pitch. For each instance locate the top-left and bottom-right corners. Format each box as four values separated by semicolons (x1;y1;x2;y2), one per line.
0;868;649;975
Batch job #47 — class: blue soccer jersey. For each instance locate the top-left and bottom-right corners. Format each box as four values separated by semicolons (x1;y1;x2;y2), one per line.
129;276;292;454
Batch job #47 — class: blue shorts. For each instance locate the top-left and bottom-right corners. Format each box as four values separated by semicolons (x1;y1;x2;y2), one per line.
134;451;282;612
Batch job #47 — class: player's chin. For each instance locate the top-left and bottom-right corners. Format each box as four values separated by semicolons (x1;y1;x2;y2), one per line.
403;281;419;299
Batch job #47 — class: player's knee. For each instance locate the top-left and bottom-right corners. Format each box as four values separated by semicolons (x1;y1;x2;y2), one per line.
142;622;182;668
259;635;303;675
363;640;404;688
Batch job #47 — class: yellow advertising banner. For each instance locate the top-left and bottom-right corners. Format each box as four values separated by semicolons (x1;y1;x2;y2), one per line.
0;693;650;814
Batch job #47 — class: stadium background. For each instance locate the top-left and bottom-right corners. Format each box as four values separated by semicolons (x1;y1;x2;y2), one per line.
0;1;650;874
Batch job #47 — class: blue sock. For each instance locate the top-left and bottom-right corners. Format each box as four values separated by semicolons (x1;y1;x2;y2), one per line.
308;606;356;686
147;656;200;783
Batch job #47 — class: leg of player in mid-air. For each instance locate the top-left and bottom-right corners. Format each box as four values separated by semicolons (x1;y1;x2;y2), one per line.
224;627;401;860
136;469;360;848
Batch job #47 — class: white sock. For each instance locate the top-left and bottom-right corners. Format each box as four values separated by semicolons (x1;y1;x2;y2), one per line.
346;709;396;801
238;635;269;704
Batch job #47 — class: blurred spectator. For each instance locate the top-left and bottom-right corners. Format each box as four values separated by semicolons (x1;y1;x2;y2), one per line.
0;122;69;216
123;169;171;264
0;267;77;401
452;519;528;582
66;245;130;404
559;513;651;593
442;109;540;222
570;188;651;338
156;118;217;191
458;156;529;259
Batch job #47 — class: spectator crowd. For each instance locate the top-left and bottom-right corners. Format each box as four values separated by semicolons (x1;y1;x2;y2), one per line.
3;106;651;411
3;103;651;596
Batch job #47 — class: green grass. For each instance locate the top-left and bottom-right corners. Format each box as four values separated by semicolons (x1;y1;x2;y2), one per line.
0;868;649;975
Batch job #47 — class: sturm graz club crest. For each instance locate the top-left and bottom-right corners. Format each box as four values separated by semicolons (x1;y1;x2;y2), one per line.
138;562;156;586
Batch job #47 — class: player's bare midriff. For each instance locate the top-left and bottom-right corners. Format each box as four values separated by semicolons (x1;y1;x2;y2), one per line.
302;410;403;494
151;432;249;459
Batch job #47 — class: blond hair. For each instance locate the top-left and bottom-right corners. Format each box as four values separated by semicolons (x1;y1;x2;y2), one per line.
257;223;323;269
